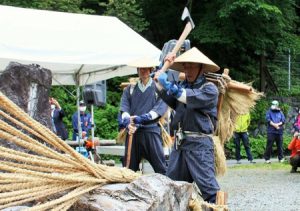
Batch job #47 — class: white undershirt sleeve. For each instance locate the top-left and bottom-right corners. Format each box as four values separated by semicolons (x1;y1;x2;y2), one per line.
121;112;130;119
149;111;159;120
177;89;187;104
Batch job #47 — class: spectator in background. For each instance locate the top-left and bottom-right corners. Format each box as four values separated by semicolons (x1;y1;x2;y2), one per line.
233;113;256;164
293;109;300;132
72;100;92;141
264;100;285;164
50;97;68;140
288;132;300;173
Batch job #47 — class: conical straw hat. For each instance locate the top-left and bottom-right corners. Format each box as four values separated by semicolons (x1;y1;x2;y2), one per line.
127;57;159;68
170;47;219;72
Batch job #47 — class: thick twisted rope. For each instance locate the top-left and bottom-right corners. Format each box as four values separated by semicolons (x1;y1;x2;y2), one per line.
0;91;140;210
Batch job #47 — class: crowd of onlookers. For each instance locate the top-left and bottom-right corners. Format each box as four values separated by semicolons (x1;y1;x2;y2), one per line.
234;100;300;173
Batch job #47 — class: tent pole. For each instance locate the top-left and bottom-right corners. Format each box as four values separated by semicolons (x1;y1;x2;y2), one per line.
75;65;84;154
76;85;82;153
91;104;95;147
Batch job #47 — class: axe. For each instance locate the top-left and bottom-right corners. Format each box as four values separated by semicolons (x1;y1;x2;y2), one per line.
156;7;195;75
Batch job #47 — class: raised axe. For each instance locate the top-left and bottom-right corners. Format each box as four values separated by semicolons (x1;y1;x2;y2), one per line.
155;7;195;76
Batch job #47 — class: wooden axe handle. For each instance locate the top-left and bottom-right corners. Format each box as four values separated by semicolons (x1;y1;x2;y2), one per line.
158;22;194;74
125;134;133;168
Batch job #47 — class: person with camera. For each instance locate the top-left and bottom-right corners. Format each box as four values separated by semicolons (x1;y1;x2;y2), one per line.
154;47;220;203
49;97;68;140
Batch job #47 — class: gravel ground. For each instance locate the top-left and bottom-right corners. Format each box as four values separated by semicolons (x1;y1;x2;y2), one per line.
218;160;300;211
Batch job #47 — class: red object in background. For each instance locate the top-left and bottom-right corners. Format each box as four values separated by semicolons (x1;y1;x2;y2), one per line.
288;136;300;157
85;140;93;149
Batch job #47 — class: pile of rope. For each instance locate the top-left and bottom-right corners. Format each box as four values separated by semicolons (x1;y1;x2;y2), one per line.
0;91;139;210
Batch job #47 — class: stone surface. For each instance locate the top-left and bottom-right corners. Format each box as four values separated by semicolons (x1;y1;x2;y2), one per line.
0;62;52;149
71;174;193;211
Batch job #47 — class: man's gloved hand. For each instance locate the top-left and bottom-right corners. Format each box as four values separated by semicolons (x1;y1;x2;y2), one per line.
168;83;183;98
133;113;152;125
158;72;171;90
158;72;183;98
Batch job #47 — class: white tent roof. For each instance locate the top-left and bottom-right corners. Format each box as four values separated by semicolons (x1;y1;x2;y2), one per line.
0;5;161;85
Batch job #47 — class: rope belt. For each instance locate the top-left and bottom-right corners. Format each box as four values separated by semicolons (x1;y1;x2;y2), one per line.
183;131;213;138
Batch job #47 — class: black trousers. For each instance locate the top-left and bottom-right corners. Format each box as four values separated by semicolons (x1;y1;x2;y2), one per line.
290;154;300;170
234;132;253;161
264;133;283;160
124;129;166;174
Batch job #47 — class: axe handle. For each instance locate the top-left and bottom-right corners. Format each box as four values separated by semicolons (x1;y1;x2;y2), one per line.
158;22;194;73
125;134;133;168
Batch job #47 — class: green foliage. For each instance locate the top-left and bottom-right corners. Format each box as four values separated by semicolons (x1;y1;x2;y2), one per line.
0;0;95;13
93;103;119;139
225;134;293;159
249;98;269;131
188;0;300;89
100;0;149;32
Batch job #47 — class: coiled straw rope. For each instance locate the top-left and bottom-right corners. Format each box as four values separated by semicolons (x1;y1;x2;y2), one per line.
0;91;139;210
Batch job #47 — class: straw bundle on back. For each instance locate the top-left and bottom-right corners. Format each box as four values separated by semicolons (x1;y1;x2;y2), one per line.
205;69;263;176
0;91;139;210
212;76;263;146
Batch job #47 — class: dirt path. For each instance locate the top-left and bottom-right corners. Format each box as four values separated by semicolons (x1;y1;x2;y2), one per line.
218;166;300;211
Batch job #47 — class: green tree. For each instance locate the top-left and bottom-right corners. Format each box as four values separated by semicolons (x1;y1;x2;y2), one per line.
190;1;300;82
100;0;149;32
0;0;95;13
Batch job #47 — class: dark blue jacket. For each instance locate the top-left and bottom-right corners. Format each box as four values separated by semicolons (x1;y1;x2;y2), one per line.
52;109;68;140
158;76;218;134
266;109;285;135
72;112;92;136
120;81;168;133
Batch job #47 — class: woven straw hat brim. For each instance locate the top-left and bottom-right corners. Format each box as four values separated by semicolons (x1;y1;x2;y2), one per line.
127;57;159;68
170;47;220;72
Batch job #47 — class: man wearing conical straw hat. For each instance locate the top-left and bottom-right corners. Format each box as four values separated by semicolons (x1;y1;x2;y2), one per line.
119;57;168;174
155;47;220;203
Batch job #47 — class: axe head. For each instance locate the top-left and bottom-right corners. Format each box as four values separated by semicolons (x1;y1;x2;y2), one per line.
181;7;195;29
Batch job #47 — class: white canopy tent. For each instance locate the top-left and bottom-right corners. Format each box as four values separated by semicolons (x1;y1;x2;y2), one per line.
0;5;161;86
0;5;161;149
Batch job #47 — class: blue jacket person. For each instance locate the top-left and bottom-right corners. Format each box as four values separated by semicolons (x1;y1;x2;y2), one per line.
72;101;92;141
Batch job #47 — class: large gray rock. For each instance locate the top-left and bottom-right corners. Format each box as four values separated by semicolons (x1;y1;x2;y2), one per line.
0;62;52;149
72;174;193;211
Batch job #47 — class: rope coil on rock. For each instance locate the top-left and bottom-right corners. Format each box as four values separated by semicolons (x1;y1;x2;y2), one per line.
0;91;140;210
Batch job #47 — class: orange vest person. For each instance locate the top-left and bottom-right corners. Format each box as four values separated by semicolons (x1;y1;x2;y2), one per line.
288;132;300;173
